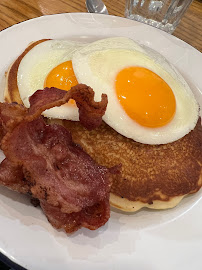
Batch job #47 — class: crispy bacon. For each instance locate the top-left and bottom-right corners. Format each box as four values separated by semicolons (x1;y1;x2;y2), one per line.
41;198;110;233
0;158;29;194
28;84;108;130
0;103;27;143
3;119;111;213
0;84;112;233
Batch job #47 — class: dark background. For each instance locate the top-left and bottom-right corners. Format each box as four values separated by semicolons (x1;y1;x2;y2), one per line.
0;252;26;270
0;260;12;270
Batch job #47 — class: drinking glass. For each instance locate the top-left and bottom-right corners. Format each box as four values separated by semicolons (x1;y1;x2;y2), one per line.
125;0;193;33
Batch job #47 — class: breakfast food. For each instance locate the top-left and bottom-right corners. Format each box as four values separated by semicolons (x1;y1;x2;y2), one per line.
6;39;88;120
0;85;114;233
4;37;202;214
6;37;199;145
72;37;199;145
63;119;202;211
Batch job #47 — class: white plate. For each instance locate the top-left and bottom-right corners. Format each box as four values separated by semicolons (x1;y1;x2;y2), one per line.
0;13;202;270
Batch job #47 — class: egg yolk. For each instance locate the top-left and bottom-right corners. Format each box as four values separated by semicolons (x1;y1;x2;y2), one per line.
115;67;176;128
44;60;78;90
44;61;78;105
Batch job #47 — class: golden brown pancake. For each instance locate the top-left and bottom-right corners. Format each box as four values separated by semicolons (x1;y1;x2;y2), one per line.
5;40;202;212
4;39;49;104
61;119;202;212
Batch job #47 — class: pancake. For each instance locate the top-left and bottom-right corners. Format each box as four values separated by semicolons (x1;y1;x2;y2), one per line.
4;40;202;212
61;119;202;212
4;39;49;104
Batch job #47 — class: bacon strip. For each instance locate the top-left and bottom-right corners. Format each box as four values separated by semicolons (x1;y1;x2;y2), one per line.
3;119;111;213
0;84;107;134
0;103;27;142
0;84;112;233
28;84;108;130
0;157;110;233
41;198;110;233
0;158;29;194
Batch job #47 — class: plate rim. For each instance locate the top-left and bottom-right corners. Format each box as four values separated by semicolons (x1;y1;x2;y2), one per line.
0;12;202;270
0;12;201;56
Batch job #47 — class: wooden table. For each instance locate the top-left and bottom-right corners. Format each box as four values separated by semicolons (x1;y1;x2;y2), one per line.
0;0;201;52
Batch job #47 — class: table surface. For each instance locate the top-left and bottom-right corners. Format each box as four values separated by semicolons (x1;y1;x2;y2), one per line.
0;0;201;52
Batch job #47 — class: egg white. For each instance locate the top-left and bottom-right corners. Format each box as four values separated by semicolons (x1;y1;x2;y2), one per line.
17;39;88;120
72;37;199;145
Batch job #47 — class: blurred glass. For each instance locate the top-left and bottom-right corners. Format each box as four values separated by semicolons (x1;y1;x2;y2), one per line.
125;0;193;33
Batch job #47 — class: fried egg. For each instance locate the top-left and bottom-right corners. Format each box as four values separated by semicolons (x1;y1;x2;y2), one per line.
17;39;87;120
72;37;199;145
